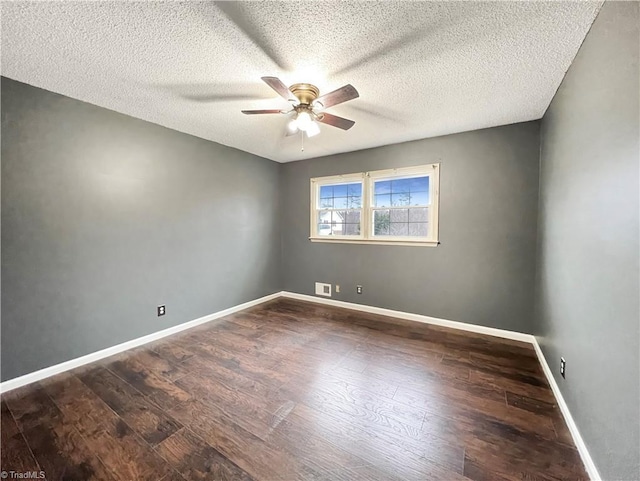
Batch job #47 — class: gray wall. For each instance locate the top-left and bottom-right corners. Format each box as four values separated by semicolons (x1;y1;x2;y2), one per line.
281;122;541;333
535;2;640;480
1;77;282;381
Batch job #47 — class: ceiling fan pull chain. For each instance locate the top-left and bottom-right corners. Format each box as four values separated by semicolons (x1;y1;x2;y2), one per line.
301;131;304;152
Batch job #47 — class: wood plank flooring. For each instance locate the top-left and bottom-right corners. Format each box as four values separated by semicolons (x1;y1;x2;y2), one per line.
1;298;588;480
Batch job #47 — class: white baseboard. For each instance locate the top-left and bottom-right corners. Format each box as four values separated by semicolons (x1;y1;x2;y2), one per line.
280;291;535;343
0;292;282;394
0;288;600;481
532;339;601;481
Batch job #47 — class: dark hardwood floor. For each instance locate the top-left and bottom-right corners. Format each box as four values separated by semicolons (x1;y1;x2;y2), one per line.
1;298;588;480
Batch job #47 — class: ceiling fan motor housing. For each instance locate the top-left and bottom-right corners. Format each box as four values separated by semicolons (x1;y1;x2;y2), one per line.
289;83;320;105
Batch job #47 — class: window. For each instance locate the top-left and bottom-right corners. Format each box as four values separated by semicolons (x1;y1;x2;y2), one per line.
310;164;440;246
312;173;364;239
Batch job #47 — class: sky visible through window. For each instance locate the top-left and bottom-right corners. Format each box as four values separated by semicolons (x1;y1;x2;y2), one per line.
373;176;430;237
319;183;362;209
374;176;429;207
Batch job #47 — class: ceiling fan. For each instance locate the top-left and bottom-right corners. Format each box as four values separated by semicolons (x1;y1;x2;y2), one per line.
242;77;359;138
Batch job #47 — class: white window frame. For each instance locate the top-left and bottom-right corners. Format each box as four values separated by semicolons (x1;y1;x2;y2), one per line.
310;164;440;247
309;172;366;241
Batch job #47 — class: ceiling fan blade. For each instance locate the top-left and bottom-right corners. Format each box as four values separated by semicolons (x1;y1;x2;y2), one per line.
314;84;359;109
241;109;285;115
316;112;355;130
261;77;297;102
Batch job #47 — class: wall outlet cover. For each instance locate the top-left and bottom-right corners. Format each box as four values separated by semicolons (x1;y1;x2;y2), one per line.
315;282;332;297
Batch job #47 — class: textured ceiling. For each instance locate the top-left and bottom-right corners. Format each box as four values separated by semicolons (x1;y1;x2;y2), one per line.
1;1;602;163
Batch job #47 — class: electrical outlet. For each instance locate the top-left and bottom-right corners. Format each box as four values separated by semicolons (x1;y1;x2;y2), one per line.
560;357;566;378
356;285;363;294
335;285;340;293
157;305;166;317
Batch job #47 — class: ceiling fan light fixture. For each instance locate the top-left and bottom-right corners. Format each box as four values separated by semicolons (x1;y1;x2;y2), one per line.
306;121;321;137
295;111;313;131
286;118;299;135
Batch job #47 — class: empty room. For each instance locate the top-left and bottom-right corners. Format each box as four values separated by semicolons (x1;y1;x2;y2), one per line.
1;1;638;480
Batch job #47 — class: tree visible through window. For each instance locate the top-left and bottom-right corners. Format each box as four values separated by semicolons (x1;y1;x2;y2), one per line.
372;176;430;237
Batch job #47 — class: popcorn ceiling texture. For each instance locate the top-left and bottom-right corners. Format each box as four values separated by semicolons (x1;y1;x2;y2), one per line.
1;1;602;163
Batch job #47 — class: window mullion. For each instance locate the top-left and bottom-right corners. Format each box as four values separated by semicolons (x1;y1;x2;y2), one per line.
363;174;372;240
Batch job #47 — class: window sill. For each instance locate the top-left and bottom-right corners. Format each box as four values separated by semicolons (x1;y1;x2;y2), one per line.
309;237;439;247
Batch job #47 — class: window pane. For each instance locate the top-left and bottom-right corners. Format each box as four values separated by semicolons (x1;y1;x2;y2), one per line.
390;223;409;236
347;196;362;208
317;211;331;222
409;176;429;192
344;210;361;224
347;184;362;196
375;175;431;208
317;211;331;226
391;193;412;206
390;209;408;223
391;178;411;193
375;194;391;207
320;185;333;198
317;210;331;236
410;191;429;206
409;223;428;236
374;180;391;194
319;197;333;209
318;182;362;209
317;223;332;236
317;212;337;235
317;210;359;236
372;209;429;238
333;197;348;209
344;222;361;235
324;210;360;236
373;210;390;235
409;207;429;222
332;184;348;196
